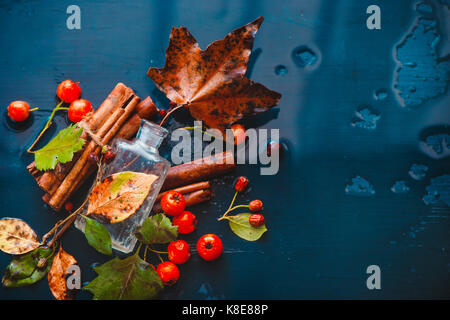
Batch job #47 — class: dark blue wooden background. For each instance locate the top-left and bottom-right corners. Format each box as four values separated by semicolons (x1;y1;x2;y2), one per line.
0;0;449;299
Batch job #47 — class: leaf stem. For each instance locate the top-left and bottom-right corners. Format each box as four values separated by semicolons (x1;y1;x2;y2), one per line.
143;244;149;261
148;248;168;255
27;101;65;153
135;242;143;257
183;126;217;138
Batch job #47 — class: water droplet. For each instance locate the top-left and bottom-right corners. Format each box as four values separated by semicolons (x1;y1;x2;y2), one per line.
404;61;417;67
345;176;375;196
420;132;450;159
408;164;428;180
391;180;410;194
351;105;381;130
415;2;433;15
292;46;318;68
374;88;388;100
393;16;449;107
423;174;450;206
274;65;288;76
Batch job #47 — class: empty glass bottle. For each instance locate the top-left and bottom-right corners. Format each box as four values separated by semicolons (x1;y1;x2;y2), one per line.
75;120;170;253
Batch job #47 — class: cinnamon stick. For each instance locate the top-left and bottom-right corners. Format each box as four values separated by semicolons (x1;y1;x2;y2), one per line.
152;188;213;213
161;151;235;190
26;83;134;194
48;96;140;211
156;181;211;202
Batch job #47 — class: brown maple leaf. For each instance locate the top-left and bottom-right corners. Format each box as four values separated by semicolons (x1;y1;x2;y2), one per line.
147;16;281;132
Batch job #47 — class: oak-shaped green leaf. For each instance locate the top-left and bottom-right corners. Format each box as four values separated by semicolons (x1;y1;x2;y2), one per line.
83;253;163;300
227;213;267;241
84;217;112;256
135;213;178;245
2;246;56;288
35;124;85;171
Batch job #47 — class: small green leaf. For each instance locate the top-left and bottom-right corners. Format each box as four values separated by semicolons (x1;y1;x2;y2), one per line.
83;254;163;300
2;246;56;288
84;217;112;255
135;214;177;244
34;124;85;171
227;213;267;241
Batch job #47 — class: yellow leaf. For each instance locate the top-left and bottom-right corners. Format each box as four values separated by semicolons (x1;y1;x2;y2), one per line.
87;171;158;224
0;218;40;255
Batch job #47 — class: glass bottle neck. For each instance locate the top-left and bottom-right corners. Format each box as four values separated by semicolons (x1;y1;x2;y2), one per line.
135;120;168;150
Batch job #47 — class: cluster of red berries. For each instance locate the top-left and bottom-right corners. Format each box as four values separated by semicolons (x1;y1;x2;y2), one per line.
154;190;223;286
155;233;223;285
233;176;265;227
7;79;92;123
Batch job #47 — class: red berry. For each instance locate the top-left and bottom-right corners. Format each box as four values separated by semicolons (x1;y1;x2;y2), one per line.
156;261;180;285
169;101;176;108
64;201;73;212
104;150;116;163
56;79;81;103
168;240;191;265
249;214;265;227
7;101;31;122
68;99;92;123
197;234;223;261
266;141;282;157
160;191;186;216
159;109;167;117
172;211;197;234
234;176;249;193
249;200;263;212
231;124;246;145
88;152;99;163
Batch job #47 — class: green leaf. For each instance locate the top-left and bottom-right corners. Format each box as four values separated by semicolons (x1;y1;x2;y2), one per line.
84;217;112;256
2;246;56;288
227;213;267;241
135;213;178;244
34;124;85;171
83;253;163;300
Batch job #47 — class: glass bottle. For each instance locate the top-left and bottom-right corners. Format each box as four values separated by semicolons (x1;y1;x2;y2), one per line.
75;120;171;253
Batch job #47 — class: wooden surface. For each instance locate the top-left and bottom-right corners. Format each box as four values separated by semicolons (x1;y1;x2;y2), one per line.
0;0;449;299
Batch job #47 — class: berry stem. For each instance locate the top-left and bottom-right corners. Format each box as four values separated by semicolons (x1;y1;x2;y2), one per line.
159;103;185;126
27;101;66;153
29;107;39;112
218;190;239;221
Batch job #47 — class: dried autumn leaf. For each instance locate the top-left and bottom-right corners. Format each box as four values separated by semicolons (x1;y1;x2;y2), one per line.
0;218;40;255
48;245;78;300
148;16;281;132
87;171;158;224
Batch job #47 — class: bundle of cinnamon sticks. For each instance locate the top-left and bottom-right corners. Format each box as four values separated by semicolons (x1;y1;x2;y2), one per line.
27;83;158;211
26;83;236;212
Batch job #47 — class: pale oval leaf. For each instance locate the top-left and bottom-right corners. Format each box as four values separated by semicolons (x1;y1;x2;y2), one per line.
227;213;267;241
0;218;40;255
87;171;158;224
48;245;78;300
